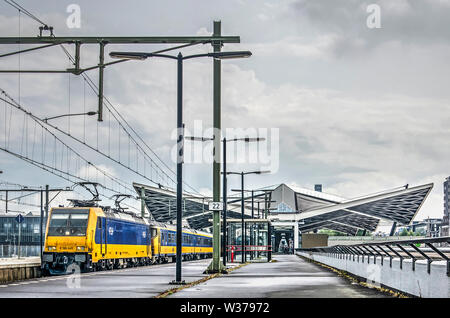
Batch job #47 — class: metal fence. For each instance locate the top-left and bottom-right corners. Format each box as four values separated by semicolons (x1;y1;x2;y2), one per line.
298;236;450;276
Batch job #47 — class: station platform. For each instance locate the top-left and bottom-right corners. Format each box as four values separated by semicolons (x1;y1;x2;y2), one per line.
170;254;390;298
0;257;41;284
0;258;213;297
0;255;390;298
0;257;40;268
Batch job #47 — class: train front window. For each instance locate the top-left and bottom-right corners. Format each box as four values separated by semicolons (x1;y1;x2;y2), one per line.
48;214;69;236
48;209;89;236
69;214;89;236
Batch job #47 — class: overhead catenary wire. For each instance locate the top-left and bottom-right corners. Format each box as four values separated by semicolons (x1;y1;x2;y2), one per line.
4;0;47;27
71;51;203;195
0;90;135;195
3;1;197;193
41;19;204;195
1;1;204;197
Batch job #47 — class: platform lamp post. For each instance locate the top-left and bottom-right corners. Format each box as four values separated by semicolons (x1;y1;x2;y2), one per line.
225;170;270;263
186;136;265;266
43;111;97;122
110;50;251;283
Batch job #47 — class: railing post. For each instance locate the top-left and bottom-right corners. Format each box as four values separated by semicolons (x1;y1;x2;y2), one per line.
447;260;450;277
386;245;402;269
397;244;415;271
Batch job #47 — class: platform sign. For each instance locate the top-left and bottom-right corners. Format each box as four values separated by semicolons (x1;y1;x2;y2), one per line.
15;214;24;223
15;214;24;259
208;201;223;211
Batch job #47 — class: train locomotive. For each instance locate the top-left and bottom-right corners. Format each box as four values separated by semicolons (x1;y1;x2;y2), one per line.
42;184;213;275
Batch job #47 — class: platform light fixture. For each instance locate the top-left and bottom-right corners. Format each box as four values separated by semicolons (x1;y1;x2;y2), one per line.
110;48;252;283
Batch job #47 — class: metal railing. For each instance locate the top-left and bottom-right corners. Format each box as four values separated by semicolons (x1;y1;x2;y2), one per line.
327;235;424;242
298;236;450;276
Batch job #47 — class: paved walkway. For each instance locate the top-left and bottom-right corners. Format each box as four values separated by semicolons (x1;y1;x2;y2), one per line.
0;257;40;268
170;254;390;298
0;255;390;298
0;259;211;298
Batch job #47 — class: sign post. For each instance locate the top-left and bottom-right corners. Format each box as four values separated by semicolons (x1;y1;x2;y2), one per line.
15;214;24;259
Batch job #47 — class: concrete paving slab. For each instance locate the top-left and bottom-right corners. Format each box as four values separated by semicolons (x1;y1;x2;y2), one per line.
169;255;390;298
0;257;40;268
0;259;210;298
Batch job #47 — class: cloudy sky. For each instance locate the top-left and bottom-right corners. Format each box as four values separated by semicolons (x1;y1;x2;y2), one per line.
0;0;449;224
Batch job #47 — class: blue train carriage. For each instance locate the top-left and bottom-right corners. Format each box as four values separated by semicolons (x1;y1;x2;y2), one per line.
42;206;152;275
151;223;213;263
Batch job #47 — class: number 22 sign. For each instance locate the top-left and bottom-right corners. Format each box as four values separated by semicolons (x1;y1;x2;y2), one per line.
208;202;223;211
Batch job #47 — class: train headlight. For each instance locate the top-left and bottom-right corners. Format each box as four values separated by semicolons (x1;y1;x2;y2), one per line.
76;246;85;251
48;246;56;251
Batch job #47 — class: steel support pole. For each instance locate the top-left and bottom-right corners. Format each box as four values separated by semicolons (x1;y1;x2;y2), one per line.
222;139;227;266
140;187;146;218
98;42;105;122
40;189;43;263
251;190;254;218
264;192;268;219
18;215;21;259
389;222;397;236
75;42;81;71
206;20;226;273
268;224;272;261
174;53;184;284
257;201;260;218
250;190;254;260
212;21;222;271
45;185;49;220
241;172;245;263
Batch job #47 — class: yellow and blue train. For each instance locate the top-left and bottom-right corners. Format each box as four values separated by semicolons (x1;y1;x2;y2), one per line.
42;206;213;275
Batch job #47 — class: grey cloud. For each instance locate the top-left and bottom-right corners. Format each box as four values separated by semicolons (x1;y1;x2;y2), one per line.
0;1;449;221
290;0;450;56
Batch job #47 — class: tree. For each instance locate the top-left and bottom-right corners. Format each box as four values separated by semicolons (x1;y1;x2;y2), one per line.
318;229;346;236
400;228;409;236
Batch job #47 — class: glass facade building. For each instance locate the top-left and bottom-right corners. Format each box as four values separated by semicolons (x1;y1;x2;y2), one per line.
0;214;47;257
442;177;450;237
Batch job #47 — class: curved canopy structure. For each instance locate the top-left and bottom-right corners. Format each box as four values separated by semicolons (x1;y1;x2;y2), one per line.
133;181;433;235
268;183;433;235
133;182;250;230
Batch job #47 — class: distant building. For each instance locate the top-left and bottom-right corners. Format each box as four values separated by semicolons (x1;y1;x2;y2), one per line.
423;218;443;237
442;177;450;237
0;213;46;257
396;218;443;237
314;184;322;192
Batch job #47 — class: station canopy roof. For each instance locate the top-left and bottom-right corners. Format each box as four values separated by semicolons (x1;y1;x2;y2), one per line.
267;183;433;235
133;182;250;230
133;181;433;235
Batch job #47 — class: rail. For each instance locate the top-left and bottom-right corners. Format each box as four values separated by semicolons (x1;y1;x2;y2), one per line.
298;236;450;276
